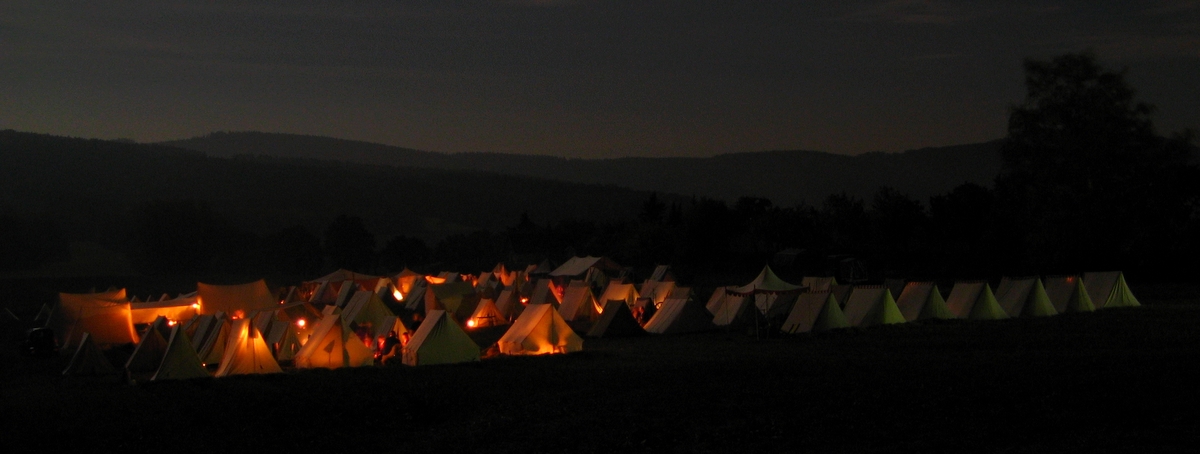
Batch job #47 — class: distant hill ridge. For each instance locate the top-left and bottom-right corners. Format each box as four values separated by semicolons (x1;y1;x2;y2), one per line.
162;132;1003;206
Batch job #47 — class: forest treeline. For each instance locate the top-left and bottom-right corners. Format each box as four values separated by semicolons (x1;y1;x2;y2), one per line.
3;52;1196;284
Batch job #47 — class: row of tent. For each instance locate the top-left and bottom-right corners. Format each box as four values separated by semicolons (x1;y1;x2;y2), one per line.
704;267;1141;334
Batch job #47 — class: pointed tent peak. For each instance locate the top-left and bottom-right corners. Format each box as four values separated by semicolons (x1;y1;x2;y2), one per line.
550;256;623;278
63;332;118;376
152;325;210;381
730;265;802;295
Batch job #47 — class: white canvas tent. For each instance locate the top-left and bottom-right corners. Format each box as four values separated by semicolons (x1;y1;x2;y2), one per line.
215;319;282;376
841;286;905;327
1084;271;1140;309
894;282;953;321
1043;276;1096;313
995;277;1057;318
643;298;714;335
781;292;849;334
402;310;480;366
498;304;583;355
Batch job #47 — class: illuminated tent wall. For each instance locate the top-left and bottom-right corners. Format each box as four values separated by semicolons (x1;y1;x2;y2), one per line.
587;300;646;337
125;318;170;379
215;319;282;377
152;325;210;381
62;332;117;376
781;292;848;334
465;299;509;329
842;286;905;327
801;276;838;292
498;304;583;355
642;298;713;335
945;281;1008;320
48;289;137;350
1043;276;1096;313
895;282;953;321
599;282;639;308
267;320;304;361
402;310;480;366
294;314;374;369
995;277;1057;318
558;286;601;322
130;295;198;325
394;268;423;295
342;290;396;334
196;280;278;317
1084;271;1141;309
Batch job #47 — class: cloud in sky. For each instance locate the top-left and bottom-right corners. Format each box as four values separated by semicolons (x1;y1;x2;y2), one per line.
2;1;1197;157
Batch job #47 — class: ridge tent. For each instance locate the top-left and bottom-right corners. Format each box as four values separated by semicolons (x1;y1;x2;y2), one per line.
642;298;713;335
342;290;396;333
373;315;412;339
48;289;137;350
842;286;905;327
196;280;278;317
266;319;303;362
62;332;117;376
125;317;170;378
639;280;676;306
558;286;601;322
945;281;1008;320
781;292;849;334
333;281;358;308
498;304;583;355
426;282;478;315
196;317;230;366
294;314;373;369
753;292;799;319
830;284;854;307
528;279;562;307
706;287;733;315
884;279;908;300
587;300;647;337
710;293;753;327
403;283;428;312
1043;276;1096;313
465;299;509;329
1084;271;1141;309
599;282;639;308
895;282;953;321
215;319;282;376
801;276;837;292
151;325;210;381
995;277;1057;318
185;314;217;344
649;265;675;282
495;289;524;320
402;310;480;366
731;265;804;295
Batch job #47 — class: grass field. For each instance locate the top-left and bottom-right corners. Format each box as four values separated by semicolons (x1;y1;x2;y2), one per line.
2;283;1198;453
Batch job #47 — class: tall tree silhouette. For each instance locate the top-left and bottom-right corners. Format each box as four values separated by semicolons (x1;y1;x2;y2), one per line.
997;51;1197;273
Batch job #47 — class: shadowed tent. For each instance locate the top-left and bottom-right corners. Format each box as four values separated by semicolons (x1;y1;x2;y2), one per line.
895;282;953;321
884;279;908;300
402;310;480;366
215;319;282;377
62;332;117;376
426;281;478;315
494;289;524;320
1084;271;1141;309
372;315;412;339
402;282;427;312
842;286;905;327
995;277;1057;318
830;284;854;307
649;265;675;282
125;317;171;378
266;319;304;361
587;300;647;337
465;299;509;329
716;265;802;327
342;290;396;333
151;325;210;381
498;304;583;355
946;281;1008;320
639;280;676;306
558;285;601;322
196;280;278;317
196;316;230;366
781;292;849;334
706;287;733;315
1043;275;1096;313
48;288;137;350
711;293;752;327
643;298;713;335
801;276;837;292
528;279;562;307
753;292;798;319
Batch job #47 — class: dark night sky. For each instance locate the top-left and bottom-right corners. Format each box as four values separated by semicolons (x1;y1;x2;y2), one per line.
3;1;1198;158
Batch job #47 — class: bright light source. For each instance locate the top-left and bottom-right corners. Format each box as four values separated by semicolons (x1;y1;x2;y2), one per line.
466;320;477;328
296;319;306;328
392;288;404;300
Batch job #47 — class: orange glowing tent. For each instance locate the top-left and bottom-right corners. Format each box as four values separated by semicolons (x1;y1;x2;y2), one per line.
498;304;583;355
48;288;137;350
196;280;278;316
215;319;282;376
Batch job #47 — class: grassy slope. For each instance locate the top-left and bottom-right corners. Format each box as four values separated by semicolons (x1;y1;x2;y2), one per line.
2;295;1196;453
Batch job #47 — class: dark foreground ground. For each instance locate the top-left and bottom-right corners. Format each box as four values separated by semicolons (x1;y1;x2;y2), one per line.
2;286;1198;453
